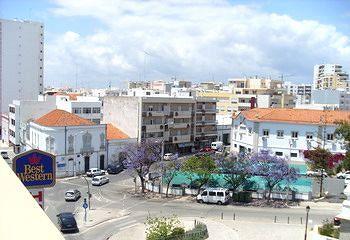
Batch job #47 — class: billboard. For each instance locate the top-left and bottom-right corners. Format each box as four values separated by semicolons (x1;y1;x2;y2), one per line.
13;149;56;189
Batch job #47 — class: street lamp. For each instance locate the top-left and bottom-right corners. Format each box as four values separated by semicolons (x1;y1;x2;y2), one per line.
72;130;86;176
304;205;310;240
82;175;91;210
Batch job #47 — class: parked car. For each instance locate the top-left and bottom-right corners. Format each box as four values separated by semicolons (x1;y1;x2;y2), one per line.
199;146;214;153
57;212;78;233
86;168;105;177
107;164;124;174
211;141;223;151
65;189;81;201
1;151;9;159
306;169;328;178
91;176;109;186
337;171;350;179
196;188;230;205
164;153;178;161
345;176;350;186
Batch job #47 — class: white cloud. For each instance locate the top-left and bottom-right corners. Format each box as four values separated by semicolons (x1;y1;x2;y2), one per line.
44;0;350;87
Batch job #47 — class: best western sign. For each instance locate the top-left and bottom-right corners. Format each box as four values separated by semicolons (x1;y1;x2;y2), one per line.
13;149;56;189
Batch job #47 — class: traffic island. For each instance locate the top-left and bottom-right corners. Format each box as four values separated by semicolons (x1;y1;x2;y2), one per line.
76;208;130;229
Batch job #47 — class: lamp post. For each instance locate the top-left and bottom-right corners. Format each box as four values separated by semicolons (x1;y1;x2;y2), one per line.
72;130;86;176
304;205;310;240
82;176;91;210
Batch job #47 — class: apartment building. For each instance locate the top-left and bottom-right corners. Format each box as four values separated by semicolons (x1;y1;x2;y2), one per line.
313;64;349;90
103;96;218;153
0;19;44;137
231;108;349;161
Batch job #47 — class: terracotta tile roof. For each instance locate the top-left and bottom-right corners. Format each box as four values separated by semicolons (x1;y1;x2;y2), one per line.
234;108;350;125
106;124;129;140
34;109;95;127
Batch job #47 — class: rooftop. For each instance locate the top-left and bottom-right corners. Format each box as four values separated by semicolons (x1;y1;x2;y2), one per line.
234;108;350;125
34;109;95;127
106;124;129;140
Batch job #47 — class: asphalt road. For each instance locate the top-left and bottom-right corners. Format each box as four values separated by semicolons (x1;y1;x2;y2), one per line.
45;171;343;240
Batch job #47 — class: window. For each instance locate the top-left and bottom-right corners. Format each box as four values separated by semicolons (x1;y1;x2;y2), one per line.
73;108;81;114
92;119;100;124
83;107;92;114
201;191;207;196
209;191;216;196
263;129;269;137
291;153;298;158
9;107;15;113
92;107;100;114
217;192;224;197
291;131;298;139
234;144;237;147
306;133;313;139
11;119;15;125
277;130;284;138
275;152;283;156
327;133;334;140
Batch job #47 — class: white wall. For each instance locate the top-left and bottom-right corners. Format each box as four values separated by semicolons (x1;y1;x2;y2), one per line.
0;19;43;115
231;116;346;161
107;138;137;164
27;123;107;177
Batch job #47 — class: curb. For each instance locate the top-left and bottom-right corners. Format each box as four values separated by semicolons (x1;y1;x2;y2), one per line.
81;210;131;228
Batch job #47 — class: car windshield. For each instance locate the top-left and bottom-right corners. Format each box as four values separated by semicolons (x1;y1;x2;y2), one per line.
65;191;74;195
92;177;99;181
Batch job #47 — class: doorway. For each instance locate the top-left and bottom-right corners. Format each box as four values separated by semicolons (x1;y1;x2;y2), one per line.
100;155;105;169
84;156;90;172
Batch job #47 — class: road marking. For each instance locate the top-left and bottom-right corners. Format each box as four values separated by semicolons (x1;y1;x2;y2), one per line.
45;206;49;211
79;215;131;234
118;222;139;231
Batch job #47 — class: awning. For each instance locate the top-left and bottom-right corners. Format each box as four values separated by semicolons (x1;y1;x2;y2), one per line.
178;142;194;148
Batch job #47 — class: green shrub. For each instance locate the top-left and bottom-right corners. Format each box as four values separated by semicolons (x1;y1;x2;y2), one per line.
146;215;180;240
318;220;340;239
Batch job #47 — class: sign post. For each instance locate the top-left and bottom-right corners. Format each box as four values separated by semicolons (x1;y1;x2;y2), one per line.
12;149;56;209
83;198;88;222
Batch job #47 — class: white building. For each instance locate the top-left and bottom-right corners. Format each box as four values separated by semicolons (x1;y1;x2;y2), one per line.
55;94;102;124
27;109;107;177
0;19;44;115
217;114;231;146
231;108;349;161
313;64;349;90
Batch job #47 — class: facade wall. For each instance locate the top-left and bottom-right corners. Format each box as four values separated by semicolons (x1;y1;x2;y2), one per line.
107;138;137;164
27;123;107;177
231;115;346;161
103;96;140;138
0;19;43;115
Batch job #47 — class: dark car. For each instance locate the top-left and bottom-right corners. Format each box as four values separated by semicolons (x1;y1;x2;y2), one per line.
1;151;9;159
334;217;341;226
57;212;79;233
107;164;124;174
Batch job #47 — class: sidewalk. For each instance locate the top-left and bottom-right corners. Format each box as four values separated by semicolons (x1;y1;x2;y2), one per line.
110;217;239;240
76;208;130;230
297;201;342;210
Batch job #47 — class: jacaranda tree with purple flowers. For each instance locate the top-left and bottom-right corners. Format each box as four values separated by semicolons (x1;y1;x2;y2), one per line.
123;138;162;193
250;151;298;201
216;152;252;194
157;158;183;198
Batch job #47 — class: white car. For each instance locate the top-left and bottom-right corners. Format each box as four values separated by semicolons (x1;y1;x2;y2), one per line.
337;171;350;179
306;169;328;178
345;176;350;186
86;168;106;177
196;188;230;205
91;176;109;186
164;153;178;161
65;189;81;201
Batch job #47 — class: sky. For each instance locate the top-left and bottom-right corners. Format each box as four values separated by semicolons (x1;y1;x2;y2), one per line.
1;0;350;88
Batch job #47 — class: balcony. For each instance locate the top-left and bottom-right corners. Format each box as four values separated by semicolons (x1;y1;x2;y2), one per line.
143;124;164;133
142;110;168;117
196;120;217;125
173;111;191;118
172;122;190;129
196;108;216;114
196;130;217;137
172;135;191;143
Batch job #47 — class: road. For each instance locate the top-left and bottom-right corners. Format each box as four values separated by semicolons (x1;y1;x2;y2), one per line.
45;171;342;240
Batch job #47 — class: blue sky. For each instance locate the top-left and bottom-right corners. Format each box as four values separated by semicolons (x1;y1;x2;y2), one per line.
1;0;350;88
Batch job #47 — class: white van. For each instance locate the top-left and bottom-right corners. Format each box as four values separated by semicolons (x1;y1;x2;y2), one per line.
211;141;223;151
196;188;230;205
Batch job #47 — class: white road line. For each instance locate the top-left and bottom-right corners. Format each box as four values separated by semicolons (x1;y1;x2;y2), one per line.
118;222;139;231
79;215;131;234
44;206;49;211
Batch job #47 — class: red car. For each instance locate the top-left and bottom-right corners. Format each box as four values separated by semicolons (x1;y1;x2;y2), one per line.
199;146;213;152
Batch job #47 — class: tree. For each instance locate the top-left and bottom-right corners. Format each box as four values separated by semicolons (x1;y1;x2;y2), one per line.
304;147;336;197
158;158;183;198
250;151;298;201
335;121;350;170
123;139;162;193
145;215;183;240
181;155;217;195
216;153;251;194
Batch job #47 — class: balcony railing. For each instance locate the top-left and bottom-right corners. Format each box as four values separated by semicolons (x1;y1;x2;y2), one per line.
172;135;191;143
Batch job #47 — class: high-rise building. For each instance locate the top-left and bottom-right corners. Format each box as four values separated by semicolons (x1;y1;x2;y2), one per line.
0;19;44;114
313;64;349;90
0;19;44;137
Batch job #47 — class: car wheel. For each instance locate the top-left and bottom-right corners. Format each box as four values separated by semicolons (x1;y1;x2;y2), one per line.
198;199;203;204
217;201;223;205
